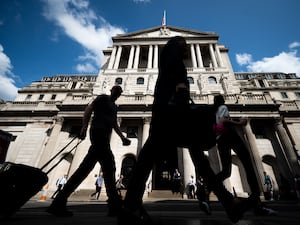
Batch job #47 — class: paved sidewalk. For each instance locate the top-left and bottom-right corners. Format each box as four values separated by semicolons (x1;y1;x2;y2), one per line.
1;198;300;225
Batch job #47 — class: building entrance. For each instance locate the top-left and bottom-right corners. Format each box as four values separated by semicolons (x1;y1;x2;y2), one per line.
152;147;178;190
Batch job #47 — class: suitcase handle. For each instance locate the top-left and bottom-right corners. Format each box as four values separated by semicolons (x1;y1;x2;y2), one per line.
40;136;81;172
44;138;82;174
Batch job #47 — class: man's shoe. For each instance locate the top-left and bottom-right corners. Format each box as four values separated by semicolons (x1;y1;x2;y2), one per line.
46;206;73;217
199;201;211;215
117;207;152;225
224;197;252;223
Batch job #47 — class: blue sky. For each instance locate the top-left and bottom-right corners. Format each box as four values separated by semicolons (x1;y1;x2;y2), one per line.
1;0;300;101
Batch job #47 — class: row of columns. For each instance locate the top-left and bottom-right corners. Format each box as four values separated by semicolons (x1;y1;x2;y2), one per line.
41;116;300;195
107;43;224;70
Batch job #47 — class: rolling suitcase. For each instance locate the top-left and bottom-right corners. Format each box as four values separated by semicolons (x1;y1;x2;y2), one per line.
0;136;81;218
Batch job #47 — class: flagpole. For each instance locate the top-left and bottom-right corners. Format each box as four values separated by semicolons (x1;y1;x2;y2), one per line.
162;10;166;27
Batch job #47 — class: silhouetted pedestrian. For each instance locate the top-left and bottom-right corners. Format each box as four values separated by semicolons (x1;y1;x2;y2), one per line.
118;36;253;225
213;94;277;215
47;85;131;217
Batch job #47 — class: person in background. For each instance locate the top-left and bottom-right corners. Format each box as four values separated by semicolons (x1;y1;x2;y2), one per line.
172;168;182;195
116;174;125;197
51;175;67;199
196;176;211;215
90;172;103;200
187;175;196;199
264;171;274;201
47;85;131;217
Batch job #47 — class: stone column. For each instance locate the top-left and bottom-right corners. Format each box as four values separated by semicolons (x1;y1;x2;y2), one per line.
177;148;184;180
287;124;300;158
215;45;224;67
243;121;265;191
127;45;135;69
209;44;218;68
153;45;158;69
108;46;117;69
147;45;153;69
38;117;63;169
275;119;300;175
195;44;204;67
182;148;195;192
142;117;151;145
190;44;197;68
113;46;122;69
133;45;140;69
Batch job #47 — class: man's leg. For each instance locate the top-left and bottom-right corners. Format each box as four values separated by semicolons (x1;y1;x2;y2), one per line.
47;149;97;216
229;130;261;199
118;138;161;225
229;130;278;215
123;138;157;211
216;134;233;182
99;147;122;216
188;146;253;223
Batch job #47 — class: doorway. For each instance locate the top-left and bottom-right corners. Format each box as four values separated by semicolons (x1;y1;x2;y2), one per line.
152;146;178;190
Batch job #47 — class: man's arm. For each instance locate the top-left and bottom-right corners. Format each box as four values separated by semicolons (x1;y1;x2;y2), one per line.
79;102;94;139
113;120;131;146
219;105;247;127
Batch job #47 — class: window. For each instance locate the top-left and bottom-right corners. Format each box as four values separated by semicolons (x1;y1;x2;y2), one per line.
187;77;194;84
295;92;300;99
69;126;81;137
208;76;217;84
281;92;288;99
71;82;77;89
25;94;32;100
115;77;122;85
38;94;44;100
127;126;138;138
258;79;265;87
51;94;56;100
136;77;144;85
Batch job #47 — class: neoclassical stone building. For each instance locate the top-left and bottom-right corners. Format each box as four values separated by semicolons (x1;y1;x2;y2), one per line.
1;25;300;199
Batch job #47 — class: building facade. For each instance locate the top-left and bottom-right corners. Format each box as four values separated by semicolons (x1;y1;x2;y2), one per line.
1;25;300;199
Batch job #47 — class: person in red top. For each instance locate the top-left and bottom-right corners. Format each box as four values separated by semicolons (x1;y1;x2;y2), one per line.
213;94;277;216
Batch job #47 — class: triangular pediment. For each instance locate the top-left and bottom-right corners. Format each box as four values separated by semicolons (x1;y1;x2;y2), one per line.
113;25;219;41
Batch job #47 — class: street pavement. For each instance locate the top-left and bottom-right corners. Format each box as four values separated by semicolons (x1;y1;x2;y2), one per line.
1;198;299;225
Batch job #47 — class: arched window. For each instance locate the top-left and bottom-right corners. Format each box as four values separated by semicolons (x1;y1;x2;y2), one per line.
115;77;123;85
208;76;217;84
136;77;144;85
187;76;194;84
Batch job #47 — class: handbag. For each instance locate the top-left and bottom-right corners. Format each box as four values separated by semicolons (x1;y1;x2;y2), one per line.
168;90;216;150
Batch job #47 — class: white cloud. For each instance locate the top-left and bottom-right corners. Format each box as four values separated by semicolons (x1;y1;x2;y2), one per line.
289;41;300;49
133;0;151;3
0;44;19;101
42;0;126;73
236;53;252;66
236;43;300;76
76;62;97;73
